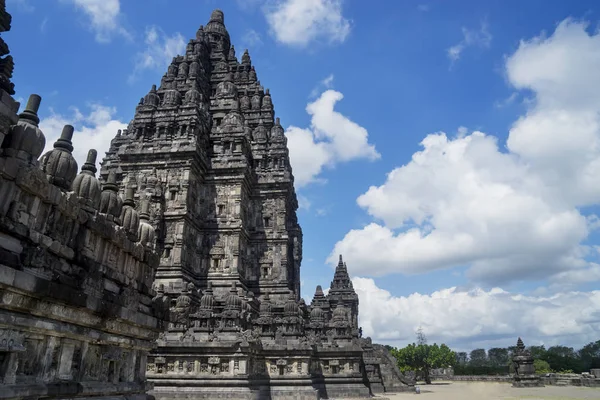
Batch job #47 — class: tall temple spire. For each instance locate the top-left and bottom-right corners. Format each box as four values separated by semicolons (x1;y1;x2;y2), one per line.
330;254;353;291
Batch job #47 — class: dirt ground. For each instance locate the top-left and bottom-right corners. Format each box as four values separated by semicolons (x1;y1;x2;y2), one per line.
376;381;600;400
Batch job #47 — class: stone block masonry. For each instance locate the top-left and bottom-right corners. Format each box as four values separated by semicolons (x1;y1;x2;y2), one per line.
0;2;412;399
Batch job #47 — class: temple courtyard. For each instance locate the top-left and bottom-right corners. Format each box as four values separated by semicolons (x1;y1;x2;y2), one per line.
374;382;600;399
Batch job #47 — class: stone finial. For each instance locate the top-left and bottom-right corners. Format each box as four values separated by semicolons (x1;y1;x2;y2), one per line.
270;117;285;142
314;285;324;297
249;66;257;82
71;149;101;209
20;94;41;125
39;124;78;190
516;337;525;351
200;281;215;310
262;88;273;110
138;199;155;247
121;187;140;238
209;9;224;24
242;49;251;65
3;94;45;163
143;84;160;107
82;149;97;173
99;170;123;218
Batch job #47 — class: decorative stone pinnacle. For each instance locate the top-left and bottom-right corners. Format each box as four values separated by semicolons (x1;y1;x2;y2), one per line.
81;149;97;174
124;187;136;207
103;170;118;192
19;94;41;125
54;125;74;152
140;199;150;220
210;9;224;23
151;84;157;91
275;117;281;125
315;285;324;297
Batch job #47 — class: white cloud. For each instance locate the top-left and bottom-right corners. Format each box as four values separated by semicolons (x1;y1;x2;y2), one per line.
62;0;130;43
286;89;380;188
329;19;600;287
40;104;126;172
129;26;186;83
264;0;351;47
242;29;263;48
355;277;600;351
310;74;334;98
447;21;492;64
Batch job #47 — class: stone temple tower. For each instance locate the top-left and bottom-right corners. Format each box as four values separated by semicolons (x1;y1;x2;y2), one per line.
98;9;411;399
100;9;302;303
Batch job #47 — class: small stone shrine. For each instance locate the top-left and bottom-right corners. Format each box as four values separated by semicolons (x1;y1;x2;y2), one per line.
0;4;411;399
512;337;543;387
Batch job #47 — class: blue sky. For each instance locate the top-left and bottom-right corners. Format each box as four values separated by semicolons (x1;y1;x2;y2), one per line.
7;0;600;352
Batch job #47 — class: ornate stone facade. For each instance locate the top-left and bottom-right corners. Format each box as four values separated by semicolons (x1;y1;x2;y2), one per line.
97;9;411;399
0;4;411;399
0;3;163;399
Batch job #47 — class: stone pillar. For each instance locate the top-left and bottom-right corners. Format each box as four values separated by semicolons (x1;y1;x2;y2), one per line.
57;340;75;380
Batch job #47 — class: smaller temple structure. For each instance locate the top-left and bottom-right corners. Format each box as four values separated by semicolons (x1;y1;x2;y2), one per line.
512;337;543;387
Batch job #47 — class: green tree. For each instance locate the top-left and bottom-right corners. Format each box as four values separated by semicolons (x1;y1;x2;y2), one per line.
391;330;455;384
488;348;509;367
545;346;584;373
469;349;488;367
579;341;600;371
455;351;468;365
533;359;552;374
528;345;547;361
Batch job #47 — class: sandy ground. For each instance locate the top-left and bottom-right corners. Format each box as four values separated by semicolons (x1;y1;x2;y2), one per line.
375;381;600;400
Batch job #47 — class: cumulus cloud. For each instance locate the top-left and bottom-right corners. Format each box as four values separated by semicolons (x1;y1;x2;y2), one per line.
264;0;351;47
354;277;600;350
329;19;600;286
62;0;130;43
447;21;492;64
129;26;186;83
286;89;380;187
40;104;126;171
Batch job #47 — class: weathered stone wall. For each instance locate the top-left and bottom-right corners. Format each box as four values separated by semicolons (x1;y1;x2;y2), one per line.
0;13;163;390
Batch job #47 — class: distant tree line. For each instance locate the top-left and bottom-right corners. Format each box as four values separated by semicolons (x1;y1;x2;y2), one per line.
453;341;600;375
389;331;600;381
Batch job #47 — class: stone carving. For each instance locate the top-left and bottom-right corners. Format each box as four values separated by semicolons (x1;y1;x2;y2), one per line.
0;9;164;394
0;6;411;399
